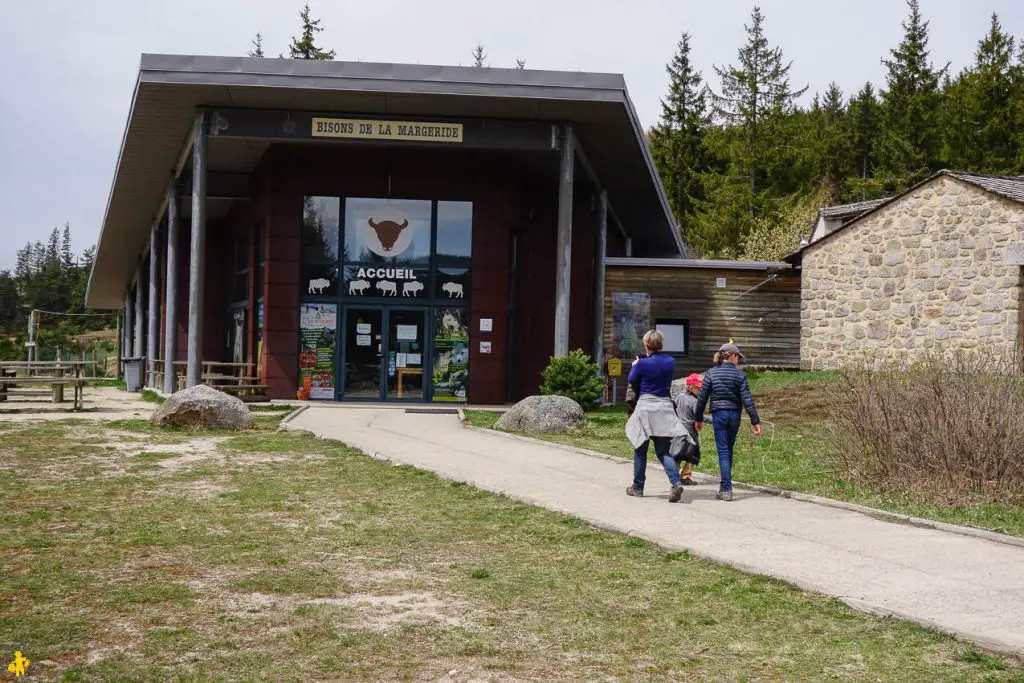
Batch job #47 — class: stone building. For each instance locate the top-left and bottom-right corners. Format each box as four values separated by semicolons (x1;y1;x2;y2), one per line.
796;171;1024;369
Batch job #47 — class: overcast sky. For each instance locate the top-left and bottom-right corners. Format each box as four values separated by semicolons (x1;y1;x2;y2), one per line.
0;0;1020;269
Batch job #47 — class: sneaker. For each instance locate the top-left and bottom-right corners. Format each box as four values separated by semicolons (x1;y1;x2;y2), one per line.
669;483;685;503
718;491;733;502
626;486;643;497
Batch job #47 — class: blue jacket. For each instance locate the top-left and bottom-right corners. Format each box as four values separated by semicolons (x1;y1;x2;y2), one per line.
627;353;674;398
694;363;760;425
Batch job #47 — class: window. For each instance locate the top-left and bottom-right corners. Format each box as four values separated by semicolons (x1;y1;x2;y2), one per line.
302;196;341;296
344;198;431;265
655;319;689;354
436;201;472;263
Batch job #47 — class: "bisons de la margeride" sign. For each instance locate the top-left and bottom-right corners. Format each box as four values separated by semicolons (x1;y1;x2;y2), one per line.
311;118;464;143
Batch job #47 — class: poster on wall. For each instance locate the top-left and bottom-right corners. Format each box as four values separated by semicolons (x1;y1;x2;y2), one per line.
298;303;337;399
609;293;650;360
432;307;469;402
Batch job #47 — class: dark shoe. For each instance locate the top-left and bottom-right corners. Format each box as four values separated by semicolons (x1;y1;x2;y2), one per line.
669;483;685;503
626;486;643;497
681;478;697;486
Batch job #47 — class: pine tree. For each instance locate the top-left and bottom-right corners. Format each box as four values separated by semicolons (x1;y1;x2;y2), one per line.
46;228;60;265
288;3;336;60
942;13;1016;173
648;32;711;244
843;82;885;200
701;6;808;255
249;33;265;58
61;223;74;270
878;0;947;185
472;43;487;68
818;82;852;188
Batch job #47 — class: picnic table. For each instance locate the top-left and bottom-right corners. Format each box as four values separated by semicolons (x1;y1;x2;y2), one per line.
0;361;89;409
153;360;269;402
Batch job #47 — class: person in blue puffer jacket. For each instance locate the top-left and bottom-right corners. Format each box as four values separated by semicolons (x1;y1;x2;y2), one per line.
694;342;762;501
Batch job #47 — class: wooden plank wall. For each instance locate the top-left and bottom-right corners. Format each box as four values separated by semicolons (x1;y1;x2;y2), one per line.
604;265;801;397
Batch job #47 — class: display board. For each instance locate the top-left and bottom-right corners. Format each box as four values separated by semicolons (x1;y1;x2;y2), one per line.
609;292;650;359
298;303;337;399
432;307;469;402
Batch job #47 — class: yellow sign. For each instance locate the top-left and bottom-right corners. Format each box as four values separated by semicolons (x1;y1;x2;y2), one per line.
607;358;623;377
7;651;29;678
312;118;463;143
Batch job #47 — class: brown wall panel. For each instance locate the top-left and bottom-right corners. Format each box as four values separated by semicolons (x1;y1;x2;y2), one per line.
603;265;802;401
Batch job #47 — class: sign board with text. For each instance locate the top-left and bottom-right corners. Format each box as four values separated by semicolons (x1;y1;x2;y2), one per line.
312;118;464;143
607;358;623;377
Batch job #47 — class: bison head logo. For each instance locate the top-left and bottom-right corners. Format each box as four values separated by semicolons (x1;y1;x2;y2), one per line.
367;218;409;252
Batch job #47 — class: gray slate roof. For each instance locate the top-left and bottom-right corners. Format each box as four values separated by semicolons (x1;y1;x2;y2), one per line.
948;172;1024;204
819;198;888;219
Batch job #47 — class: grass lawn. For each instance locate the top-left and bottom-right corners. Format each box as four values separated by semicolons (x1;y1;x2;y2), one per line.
465;371;1024;538
1;411;1021;680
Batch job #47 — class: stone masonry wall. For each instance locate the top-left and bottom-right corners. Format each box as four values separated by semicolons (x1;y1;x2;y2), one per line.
801;176;1023;369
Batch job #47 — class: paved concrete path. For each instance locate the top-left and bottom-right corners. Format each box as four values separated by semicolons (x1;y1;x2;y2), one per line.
288;406;1024;655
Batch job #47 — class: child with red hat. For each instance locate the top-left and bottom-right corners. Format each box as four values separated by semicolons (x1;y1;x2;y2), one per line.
672;373;706;485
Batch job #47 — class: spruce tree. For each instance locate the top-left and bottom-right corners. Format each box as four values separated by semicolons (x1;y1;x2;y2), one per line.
648;32;711;245
878;0;946;185
61;223;74;270
843;82;884;200
809;83;853;190
700;6;807;255
288;3;336;60
249;33;265;58
942;14;1016;173
472;43;487;68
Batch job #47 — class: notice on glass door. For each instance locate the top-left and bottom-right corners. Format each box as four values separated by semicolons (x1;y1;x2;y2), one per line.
298;303;337;400
396;324;418;341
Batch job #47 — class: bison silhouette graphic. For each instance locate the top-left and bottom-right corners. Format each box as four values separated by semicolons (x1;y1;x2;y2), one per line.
367;217;409;252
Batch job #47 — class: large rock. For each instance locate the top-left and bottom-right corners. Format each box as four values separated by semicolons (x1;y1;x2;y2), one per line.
151;384;253;430
495;395;586;433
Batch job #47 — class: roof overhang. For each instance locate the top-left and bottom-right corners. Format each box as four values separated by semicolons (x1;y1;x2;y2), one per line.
607;257;792;272
87;54;684;309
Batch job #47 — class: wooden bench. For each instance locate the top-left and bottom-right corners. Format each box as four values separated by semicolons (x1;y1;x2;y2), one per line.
0;377;86;409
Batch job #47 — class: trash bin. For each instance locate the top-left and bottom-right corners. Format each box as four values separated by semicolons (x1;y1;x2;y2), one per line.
123;356;145;392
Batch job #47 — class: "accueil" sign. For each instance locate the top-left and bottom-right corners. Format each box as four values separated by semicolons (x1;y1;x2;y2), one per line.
312;118;464;143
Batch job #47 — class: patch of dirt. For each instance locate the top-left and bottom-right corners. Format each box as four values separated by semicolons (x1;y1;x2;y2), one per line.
328;591;467;630
0;387;155;422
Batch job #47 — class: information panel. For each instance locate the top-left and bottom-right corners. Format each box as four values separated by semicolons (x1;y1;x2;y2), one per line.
299;303;337;400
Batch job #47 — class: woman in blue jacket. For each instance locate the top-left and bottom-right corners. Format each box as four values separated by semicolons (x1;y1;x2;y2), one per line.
624;330;687;503
694;342;762;501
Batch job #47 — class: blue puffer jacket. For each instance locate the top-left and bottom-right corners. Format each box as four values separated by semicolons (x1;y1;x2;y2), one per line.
694;363;760;425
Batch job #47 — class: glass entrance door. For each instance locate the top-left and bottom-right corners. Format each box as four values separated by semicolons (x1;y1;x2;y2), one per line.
386;309;427;400
342;309;383;399
341;307;427;400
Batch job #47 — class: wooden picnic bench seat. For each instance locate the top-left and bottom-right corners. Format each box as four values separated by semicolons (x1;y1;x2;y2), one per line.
218;384;271;403
0;376;86;409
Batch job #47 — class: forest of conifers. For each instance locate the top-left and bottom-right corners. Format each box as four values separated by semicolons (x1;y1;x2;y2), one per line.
648;1;1024;259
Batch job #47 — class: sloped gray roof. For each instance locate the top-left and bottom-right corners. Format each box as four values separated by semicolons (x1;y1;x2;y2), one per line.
86;54;685;308
791;169;1024;260
819;197;888;219
948;172;1024;204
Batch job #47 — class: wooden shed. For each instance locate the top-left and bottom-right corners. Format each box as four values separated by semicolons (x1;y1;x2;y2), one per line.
602;258;801;395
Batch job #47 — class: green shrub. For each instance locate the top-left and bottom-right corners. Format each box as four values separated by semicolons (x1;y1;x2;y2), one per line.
540;350;604;411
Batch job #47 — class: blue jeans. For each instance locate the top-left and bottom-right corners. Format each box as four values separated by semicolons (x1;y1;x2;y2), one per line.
633;437;683;492
712;410;742;492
